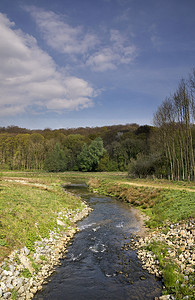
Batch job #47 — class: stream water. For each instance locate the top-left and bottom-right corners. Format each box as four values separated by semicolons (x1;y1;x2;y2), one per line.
34;183;162;300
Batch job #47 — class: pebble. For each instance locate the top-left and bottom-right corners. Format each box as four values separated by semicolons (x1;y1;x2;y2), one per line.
23;246;30;256
3;292;12;299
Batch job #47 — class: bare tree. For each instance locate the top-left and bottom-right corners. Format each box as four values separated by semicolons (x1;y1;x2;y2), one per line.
153;71;195;181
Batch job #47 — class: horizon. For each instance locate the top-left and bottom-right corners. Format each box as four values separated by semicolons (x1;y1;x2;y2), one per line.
0;122;145;132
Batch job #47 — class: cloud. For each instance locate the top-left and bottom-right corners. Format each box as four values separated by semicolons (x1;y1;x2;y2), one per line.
86;48;117;72
0;13;97;117
86;30;137;71
25;6;99;56
26;7;137;72
46;77;96;110
149;24;163;50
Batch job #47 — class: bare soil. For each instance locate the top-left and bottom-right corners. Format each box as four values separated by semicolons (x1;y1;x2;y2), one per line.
122;181;195;192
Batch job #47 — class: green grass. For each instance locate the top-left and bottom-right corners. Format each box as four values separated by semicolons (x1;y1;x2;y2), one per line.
2;171;193;232
145;189;195;228
0;172;85;261
20;268;32;278
11;289;18;300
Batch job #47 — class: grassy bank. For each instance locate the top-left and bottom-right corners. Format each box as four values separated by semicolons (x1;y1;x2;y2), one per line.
87;177;195;227
0;172;86;262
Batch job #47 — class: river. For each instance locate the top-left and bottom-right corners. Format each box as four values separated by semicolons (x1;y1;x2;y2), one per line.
34;183;162;300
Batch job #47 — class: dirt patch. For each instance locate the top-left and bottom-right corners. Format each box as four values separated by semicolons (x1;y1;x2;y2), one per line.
122;181;195;192
130;207;149;237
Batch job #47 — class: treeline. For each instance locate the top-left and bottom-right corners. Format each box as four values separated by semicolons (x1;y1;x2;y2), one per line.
0;70;194;180
0;123;151;172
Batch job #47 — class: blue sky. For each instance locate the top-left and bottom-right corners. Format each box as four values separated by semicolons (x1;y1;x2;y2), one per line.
0;0;194;129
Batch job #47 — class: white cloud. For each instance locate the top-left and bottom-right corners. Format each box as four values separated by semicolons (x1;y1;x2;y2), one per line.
86;30;137;71
0;13;96;117
86;48;117;72
25;6;99;55
46;77;95;110
25;7;137;72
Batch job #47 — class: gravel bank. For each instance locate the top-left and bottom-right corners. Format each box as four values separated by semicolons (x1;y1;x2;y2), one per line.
130;219;195;300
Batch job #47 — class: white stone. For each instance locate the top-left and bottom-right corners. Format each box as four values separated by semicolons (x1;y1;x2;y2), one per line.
159;295;171;300
3;292;12;299
19;254;34;274
2;270;9;276
6;283;13;290
9;264;15;274
0;282;6;290
23;246;30;256
57;219;65;226
18;286;25;294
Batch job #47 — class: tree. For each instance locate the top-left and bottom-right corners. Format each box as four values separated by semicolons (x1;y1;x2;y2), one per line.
153;75;194;181
13;134;30;170
77;144;92;171
44;143;69;172
97;154;118;171
63;134;88;170
88;137;106;170
28;133;45;169
77;138;105;171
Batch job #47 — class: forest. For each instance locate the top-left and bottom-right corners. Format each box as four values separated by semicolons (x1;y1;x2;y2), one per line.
0;70;194;181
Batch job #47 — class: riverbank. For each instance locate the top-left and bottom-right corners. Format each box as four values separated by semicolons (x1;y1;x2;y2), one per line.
88;177;195;300
0;205;91;300
0;174;92;299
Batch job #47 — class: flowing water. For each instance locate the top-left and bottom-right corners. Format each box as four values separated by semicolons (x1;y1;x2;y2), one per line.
34;183;162;300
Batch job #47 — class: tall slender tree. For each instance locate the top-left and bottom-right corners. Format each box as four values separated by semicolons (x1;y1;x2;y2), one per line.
153;73;194;181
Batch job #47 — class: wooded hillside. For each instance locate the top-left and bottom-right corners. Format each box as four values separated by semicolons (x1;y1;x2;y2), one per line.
0;123;150;172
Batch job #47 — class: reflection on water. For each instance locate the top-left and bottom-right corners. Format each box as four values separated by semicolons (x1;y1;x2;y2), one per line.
34;184;162;300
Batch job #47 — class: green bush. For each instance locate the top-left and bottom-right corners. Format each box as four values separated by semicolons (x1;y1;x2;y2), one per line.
163;263;180;289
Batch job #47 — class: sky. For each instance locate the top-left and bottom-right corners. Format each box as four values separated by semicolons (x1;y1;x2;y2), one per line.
0;0;195;130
